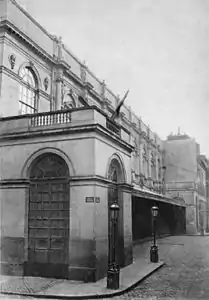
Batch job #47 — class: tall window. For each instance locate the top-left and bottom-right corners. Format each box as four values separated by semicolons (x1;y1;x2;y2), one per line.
19;67;37;114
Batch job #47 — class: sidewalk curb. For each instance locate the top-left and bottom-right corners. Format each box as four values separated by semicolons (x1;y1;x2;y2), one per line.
0;262;165;299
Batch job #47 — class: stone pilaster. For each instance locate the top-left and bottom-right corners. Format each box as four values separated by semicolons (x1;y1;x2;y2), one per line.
55;75;63;110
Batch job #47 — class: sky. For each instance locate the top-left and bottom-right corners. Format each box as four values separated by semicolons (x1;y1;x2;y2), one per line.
17;0;209;157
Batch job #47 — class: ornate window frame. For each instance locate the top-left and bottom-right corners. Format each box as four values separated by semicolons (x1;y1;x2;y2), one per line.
18;62;40;115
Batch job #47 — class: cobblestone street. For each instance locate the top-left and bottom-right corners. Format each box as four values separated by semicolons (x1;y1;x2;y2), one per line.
0;236;209;300
111;235;209;300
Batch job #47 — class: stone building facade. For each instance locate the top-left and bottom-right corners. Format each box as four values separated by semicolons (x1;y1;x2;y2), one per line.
0;0;186;281
164;134;209;234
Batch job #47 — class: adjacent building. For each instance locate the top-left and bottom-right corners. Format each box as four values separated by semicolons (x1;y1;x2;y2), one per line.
0;0;204;282
164;133;209;234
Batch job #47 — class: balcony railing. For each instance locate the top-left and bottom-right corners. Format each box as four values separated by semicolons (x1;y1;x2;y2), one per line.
31;110;72;127
0;107;128;143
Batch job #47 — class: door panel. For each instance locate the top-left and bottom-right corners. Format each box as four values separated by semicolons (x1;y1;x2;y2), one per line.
26;181;69;278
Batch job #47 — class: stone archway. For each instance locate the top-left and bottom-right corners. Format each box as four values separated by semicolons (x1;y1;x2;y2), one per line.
24;153;70;279
107;156;125;267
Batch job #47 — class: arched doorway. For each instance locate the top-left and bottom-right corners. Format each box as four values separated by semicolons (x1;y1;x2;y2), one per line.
24;153;70;279
108;157;124;267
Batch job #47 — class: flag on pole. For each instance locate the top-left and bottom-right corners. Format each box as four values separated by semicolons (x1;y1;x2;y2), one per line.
111;90;129;121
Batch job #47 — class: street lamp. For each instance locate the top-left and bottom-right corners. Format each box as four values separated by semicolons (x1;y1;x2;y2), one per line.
107;201;120;289
150;205;159;263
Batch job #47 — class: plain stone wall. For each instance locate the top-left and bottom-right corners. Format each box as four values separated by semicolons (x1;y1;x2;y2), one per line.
164;138;197;182
94;184;109;280
0;188;26;275
0;137;95;180
184;192;197;234
122;190;133;266
69;182;96;281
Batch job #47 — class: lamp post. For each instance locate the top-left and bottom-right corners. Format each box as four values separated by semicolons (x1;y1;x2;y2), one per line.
150;205;159;263
162;166;166;194
107;201;120;289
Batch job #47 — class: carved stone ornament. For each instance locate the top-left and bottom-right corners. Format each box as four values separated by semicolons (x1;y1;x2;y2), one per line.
139;173;145;188
143;145;147;158
80;61;87;82
101;80;106;98
133;138;138;156
8;54;16;70
151;152;156;166
43;77;49;91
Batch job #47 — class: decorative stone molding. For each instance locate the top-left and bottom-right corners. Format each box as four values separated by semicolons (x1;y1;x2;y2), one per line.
132;138;138;157
141;130;147;140
8;54;16;70
147;177;153;189
101;80;106;99
80;61;87;83
131;169;136;183
43;77;49;91
120;112;126;120
18;61;42;88
139;173;145;188
56;75;64;83
29;61;34;68
151;152;156;166
84;82;94;91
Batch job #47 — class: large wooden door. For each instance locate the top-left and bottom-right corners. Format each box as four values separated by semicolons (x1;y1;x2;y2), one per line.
24;154;69;279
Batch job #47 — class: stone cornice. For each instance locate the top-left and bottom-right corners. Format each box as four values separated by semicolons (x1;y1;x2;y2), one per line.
10;0;54;40
1;20;54;63
0;176;133;189
0;178;29;188
3;34;53;73
0;65;18;81
0;122;132;153
88;88;104;106
57;60;83;88
70;176;133;188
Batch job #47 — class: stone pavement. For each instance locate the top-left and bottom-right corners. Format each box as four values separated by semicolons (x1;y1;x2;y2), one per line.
2;235;208;300
0;246;164;299
109;235;209;300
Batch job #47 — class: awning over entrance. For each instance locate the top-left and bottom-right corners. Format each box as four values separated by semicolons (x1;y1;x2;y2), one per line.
132;184;186;207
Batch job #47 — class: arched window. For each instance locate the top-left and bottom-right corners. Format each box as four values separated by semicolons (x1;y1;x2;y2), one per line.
19;67;38;114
